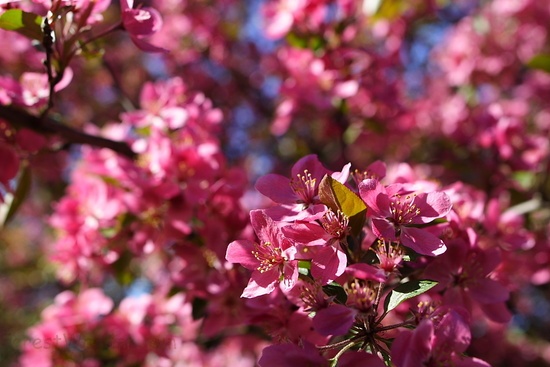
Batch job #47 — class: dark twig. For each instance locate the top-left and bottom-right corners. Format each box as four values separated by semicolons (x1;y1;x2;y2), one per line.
41;17;63;119
0;105;136;159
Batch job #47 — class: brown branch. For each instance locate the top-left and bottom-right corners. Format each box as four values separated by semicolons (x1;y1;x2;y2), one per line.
0;104;136;159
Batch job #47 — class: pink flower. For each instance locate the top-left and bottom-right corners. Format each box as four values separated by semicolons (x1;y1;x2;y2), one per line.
359;179;452;256
423;239;511;323
480;196;535;251
121;0;167;53
391;307;490;367
0;70;73;107
226;210;298;297
42;288;114;324
282;209;349;284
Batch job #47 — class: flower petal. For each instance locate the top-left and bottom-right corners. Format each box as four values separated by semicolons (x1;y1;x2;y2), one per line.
225;240;257;270
255;174;296;205
130;35;168;53
291;154;330;182
467;278;509;304
123;7;163;36
282;221;329;247
312;304;357;336
311;246;347;284
416;191;453;222
401;227;447;256
242;269;278;298
250;209;290;251
371;217;397;240
391;321;434;367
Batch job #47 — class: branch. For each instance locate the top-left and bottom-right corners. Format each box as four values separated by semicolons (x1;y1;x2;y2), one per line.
0;104;136;159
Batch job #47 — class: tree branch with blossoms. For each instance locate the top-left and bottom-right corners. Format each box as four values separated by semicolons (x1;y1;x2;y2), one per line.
1;0;550;366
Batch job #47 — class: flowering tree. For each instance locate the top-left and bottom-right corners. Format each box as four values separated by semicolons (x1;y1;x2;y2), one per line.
1;0;549;366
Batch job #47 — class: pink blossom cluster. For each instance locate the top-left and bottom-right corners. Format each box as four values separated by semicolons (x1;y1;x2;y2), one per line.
1;0;550;365
0;123;46;203
19;287;260;367
262;0;371;40
16;76;267;364
0;0;167;203
49;77;245;285
225;154;528;365
415;0;550;178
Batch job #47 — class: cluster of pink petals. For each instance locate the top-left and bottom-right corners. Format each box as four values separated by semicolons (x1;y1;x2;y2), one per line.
0;71;73;108
4;0;549;365
48;78;236;282
255;154;350;220
18;287;261;367
31;76;271;366
262;0;361;39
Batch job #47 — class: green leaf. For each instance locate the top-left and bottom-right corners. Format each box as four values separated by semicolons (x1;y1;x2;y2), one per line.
0;9;43;41
384;280;438;313
285;32;325;51
298;260;311;276
1;165;32;226
512;171;536;190
112;251;135;286
286;32;307;48
527;54;550;74
318;175;367;236
381;347;393;367
323;282;348;304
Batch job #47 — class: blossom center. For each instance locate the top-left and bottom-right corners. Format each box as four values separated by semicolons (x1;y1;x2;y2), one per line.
345;279;377;312
320;209;349;239
299;283;327;311
289;170;316;204
252;242;285;273
389;194;420;225
352;168;378;184
374;239;404;273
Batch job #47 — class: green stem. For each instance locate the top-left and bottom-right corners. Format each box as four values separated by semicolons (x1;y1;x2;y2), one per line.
374;319;415;333
78;22;124;51
317;333;364;351
329;340;359;366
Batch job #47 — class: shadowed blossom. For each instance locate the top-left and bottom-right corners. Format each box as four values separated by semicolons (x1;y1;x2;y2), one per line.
391;307;490;367
423;238;511;323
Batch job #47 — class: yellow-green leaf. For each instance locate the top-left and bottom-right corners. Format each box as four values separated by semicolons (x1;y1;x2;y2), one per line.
384;280;438;313
0;9;43;41
527;54;550;74
318;175;367;236
1;164;32;226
